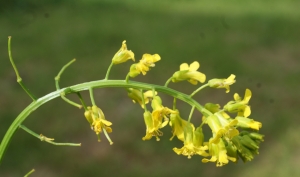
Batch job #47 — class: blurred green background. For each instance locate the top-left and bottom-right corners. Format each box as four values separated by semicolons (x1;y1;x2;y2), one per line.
0;0;299;176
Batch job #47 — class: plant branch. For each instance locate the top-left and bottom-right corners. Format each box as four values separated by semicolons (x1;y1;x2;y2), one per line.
55;59;82;109
19;124;81;146
8;36;37;101
0;79;212;164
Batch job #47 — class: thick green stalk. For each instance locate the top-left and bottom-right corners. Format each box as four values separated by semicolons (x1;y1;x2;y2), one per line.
0;79;212;164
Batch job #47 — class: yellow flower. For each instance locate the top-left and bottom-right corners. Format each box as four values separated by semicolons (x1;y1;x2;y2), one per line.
171;61;206;85
127;88;156;108
202;138;236;166
214;112;239;139
151;96;176;131
173;125;209;158
235;116;262;130
224;88;252;117
128;54;161;77
208;74;236;93
169;110;190;141
140;53;161;68
84;106;113;144
142;111;168;141
205;115;226;144
203;103;239;142
112;40;135;64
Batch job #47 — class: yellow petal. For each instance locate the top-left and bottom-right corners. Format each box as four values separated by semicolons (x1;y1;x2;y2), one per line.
234;93;241;101
187;79;198;85
180;63;189;71
227;74;236;82
202;156;217;163
189;61;200;71
244;89;252;103
189;72;206;83
244;106;251;117
101;119;112;126
152;54;161;62
161;119;169;128
217;150;229;167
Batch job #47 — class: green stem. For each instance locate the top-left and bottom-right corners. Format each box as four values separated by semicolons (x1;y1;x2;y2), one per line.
55;59;76;90
0;79;212;164
102;128;113;145
24;168;35;177
173;97;177;110
19;125;81;146
164;76;173;87
89;87;96;106
60;92;82;109
189;83;209;97
8;36;37;101
105;62;114;80
188;106;195;122
55;59;82;109
125;73;130;83
140;89;147;112
152;87;156;97
77;92;88;111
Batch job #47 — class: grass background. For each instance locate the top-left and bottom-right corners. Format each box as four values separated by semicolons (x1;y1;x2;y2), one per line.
0;0;299;176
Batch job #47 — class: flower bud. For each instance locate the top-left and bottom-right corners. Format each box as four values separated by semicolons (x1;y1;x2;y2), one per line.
112;40;135;64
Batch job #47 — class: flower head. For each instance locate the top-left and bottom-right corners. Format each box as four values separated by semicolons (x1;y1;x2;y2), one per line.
112;40;135;64
84;106;113;144
171;61;206;85
128;54;161;77
173;125;209;158
208;74;236;93
224;88;252;117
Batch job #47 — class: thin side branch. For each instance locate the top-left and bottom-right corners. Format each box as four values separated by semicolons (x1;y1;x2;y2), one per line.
19;124;81;146
8;36;37;101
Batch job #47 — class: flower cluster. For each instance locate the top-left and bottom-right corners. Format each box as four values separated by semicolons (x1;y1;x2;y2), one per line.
81;41;264;167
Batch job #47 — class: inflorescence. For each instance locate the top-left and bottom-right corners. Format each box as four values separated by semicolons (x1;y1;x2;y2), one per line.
2;38;264;169
85;41;264;166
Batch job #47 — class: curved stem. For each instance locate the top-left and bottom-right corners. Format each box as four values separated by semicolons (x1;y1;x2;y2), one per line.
173;97;177;110
125;73;130;83
140;89;147;112
77;92;88;111
60;92;82;109
55;59;76;90
188;106;195;122
55;59;82;108
105;62;114;80
8;36;37;101
19;125;81;146
0;79;212;164
89;88;96;106
164;76;173;87
189;83;209;97
24;168;35;177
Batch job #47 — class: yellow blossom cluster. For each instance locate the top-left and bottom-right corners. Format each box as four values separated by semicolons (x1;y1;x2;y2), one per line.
81;41;264;167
